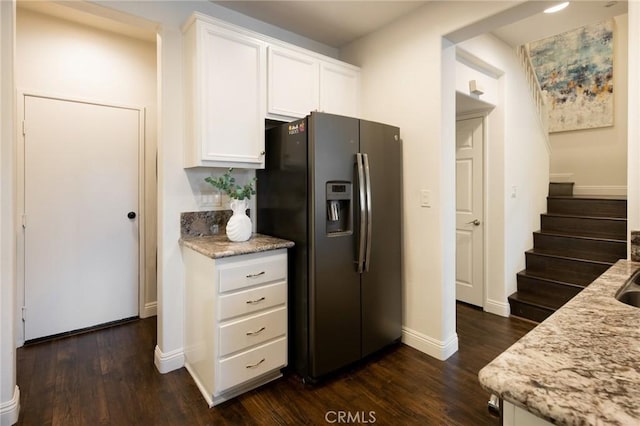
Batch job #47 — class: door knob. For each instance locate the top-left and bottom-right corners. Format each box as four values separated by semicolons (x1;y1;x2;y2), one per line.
467;219;480;226
127;211;136;219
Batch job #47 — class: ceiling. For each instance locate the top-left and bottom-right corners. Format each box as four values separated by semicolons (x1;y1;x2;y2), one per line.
213;1;429;48
214;1;628;49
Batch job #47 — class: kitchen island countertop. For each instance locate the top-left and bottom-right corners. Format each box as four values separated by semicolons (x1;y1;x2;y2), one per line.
180;233;294;259
478;259;640;425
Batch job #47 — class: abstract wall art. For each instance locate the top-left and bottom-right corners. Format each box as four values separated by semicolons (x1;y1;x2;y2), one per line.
528;20;614;133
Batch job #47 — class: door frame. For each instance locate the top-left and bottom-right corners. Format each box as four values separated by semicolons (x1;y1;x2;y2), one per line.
455;111;488;308
15;90;147;346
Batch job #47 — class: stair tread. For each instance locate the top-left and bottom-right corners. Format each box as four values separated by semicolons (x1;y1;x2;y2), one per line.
517;270;586;289
547;194;627;201
542;212;627;221
526;248;615;265
533;230;626;243
508;291;565;310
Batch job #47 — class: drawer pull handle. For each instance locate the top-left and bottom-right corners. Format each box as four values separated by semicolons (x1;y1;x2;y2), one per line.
246;297;266;305
246;358;266;369
246;271;266;278
246;326;266;336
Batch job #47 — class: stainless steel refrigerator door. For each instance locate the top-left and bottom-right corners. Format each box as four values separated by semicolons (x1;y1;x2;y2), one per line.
359;120;403;357
309;112;361;378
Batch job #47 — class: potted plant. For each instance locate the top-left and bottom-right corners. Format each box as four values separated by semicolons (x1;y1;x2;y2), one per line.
205;169;257;242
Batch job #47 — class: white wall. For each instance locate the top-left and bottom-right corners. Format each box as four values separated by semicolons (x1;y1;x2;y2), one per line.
339;1;526;359
0;1;19;424
549;14;628;196
15;7;158;322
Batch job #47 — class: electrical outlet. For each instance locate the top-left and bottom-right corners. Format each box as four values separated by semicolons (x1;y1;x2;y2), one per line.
200;190;222;208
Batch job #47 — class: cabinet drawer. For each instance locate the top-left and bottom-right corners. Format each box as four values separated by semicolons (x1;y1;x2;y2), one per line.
216;337;287;393
218;252;286;293
218;307;286;357
218;281;286;321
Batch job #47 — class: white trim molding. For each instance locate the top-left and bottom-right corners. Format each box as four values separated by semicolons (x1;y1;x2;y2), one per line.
573;185;627;197
484;298;510;318
141;301;157;319
549;173;574;183
0;386;20;426
401;327;459;361
154;345;184;374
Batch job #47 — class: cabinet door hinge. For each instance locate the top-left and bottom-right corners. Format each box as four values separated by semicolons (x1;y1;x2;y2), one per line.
22;120;26;136
21;307;26;322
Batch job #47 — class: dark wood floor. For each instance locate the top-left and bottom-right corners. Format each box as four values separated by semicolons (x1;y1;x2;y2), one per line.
16;303;535;425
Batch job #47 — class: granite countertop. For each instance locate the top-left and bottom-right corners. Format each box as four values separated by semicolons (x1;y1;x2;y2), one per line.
180;233;294;259
478;260;640;425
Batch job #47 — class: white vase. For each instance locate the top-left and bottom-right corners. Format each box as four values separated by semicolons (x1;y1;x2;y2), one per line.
226;199;252;242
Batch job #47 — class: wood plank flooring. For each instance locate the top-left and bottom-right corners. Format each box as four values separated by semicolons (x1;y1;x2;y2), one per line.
16;303;535;425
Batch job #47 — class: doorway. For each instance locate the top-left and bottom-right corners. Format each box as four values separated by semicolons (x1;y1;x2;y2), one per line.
15;3;158;345
21;94;142;341
455;116;485;307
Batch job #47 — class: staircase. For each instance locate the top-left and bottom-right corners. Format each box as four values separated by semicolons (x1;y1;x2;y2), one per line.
508;182;627;322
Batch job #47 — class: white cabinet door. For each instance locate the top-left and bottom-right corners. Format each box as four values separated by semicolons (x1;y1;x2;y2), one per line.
185;19;266;168
267;46;319;119
320;62;360;118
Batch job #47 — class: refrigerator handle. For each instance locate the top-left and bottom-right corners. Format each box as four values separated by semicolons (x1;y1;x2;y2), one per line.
363;153;372;272
356;153;366;273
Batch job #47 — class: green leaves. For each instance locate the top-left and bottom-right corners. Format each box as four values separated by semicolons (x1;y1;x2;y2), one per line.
205;168;257;200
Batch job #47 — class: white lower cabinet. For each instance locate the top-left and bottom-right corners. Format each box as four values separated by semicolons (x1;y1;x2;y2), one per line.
502;400;554;426
183;248;288;406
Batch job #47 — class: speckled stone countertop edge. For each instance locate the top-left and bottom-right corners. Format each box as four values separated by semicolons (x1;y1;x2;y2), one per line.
180;233;294;259
478;260;640;425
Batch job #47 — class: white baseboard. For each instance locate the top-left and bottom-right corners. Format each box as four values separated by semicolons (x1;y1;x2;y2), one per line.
0;386;20;426
573;185;627;196
185;362;213;407
484;298;510;317
401;327;458;361
549;173;574;183
141;301;157;319
154;345;184;374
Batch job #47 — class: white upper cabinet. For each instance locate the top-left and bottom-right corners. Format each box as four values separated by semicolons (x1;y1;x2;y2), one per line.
183;16;266;169
267;44;361;120
183;13;361;169
320;62;361;118
267;46;320;119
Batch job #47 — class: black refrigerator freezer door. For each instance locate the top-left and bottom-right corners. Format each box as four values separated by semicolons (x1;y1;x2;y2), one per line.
309;112;361;378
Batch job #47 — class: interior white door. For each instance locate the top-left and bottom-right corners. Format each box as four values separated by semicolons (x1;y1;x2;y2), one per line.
23;95;140;341
455;117;484;307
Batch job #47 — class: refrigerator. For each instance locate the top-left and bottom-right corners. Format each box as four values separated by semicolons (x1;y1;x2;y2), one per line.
257;112;402;382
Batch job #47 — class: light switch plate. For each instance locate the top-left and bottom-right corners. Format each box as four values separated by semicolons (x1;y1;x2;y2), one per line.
420;189;431;208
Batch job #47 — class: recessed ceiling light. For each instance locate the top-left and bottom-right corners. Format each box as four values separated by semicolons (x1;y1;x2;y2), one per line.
544;2;570;14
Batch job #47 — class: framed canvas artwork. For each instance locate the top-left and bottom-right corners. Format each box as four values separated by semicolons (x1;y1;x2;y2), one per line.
528;20;614;133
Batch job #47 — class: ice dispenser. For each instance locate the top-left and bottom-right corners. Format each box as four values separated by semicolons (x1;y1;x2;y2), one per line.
326;181;352;235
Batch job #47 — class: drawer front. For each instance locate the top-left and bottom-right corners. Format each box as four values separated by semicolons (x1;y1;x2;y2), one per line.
219;307;286;357
218;281;286;321
216;337;287;393
218;251;287;293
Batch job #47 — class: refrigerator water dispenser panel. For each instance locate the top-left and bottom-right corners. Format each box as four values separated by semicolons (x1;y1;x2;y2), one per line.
326;182;352;236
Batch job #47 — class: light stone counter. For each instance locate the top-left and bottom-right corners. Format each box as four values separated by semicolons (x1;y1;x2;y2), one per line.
479;260;640;425
180;233;294;259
